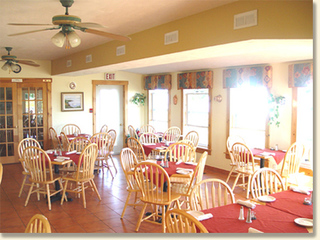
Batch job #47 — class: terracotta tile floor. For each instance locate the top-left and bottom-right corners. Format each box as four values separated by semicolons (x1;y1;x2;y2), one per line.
0;155;247;233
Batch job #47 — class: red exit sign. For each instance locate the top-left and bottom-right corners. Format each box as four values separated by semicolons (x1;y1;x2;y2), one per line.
105;73;115;80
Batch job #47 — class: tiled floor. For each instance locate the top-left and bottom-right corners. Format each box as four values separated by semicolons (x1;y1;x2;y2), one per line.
0;155;247;233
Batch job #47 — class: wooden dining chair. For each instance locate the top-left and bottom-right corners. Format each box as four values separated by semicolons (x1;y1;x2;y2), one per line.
99;124;108;133
60;132;70;151
164;141;196;163
163;126;181;142
165;208;208;233
61;143;101;208
225;135;246;183
280;142;305;189
170;151;207;209
231;142;259;199
250;168;285;199
134;162;181;232
23;146;64;211
127;137;146;162
68;136;90;152
49;127;61;150
0;162;3;185
25;214;51;233
17;138;41;197
107;129;118;174
140;124;156;134
128;125;138;139
119;148;144;219
90;132;115;177
184;130;199;148
61;124;81;136
189;178;235;211
139;132;159;144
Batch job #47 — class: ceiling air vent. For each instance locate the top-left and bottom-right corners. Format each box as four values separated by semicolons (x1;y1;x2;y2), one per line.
116;45;126;56
164;30;179;45
86;54;92;63
66;60;72;67
234;9;257;29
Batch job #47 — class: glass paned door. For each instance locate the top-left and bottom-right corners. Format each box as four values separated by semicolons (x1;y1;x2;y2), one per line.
19;85;46;149
0;83;18;163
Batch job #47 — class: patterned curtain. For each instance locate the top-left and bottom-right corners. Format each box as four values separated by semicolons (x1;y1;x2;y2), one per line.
288;62;313;87
223;65;272;88
177;70;213;89
144;74;172;90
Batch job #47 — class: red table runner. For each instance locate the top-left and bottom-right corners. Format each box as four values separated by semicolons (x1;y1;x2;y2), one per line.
267;190;313;219
200;204;309;233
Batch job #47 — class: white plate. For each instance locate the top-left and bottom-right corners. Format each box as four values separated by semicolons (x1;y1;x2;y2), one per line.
294;218;313;227
76;152;81;155
184;162;197;166
257;195;276;202
54;158;65;162
176;169;191;175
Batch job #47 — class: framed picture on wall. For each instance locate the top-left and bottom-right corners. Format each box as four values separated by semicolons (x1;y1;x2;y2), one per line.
61;92;84;112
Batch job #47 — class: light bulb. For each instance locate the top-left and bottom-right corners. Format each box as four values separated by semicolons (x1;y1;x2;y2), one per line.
1;62;9;71
10;63;21;73
67;31;81;48
51;31;66;47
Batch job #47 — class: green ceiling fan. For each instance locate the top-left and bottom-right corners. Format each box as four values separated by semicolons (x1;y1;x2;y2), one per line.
8;0;131;49
1;47;40;73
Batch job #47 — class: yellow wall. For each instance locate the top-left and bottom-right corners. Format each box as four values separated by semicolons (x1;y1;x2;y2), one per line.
51;0;313;75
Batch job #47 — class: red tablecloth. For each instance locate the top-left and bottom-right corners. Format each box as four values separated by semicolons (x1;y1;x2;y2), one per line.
267;190;313;219
251;148;286;165
200;204;309;233
47;151;80;165
143;142;167;156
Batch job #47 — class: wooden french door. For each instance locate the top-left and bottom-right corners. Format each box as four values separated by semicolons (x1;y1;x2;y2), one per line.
0;78;52;164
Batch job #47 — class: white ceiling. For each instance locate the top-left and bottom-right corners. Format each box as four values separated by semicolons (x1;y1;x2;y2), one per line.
0;0;313;76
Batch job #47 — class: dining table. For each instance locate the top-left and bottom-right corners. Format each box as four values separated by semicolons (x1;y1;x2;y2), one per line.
251;148;286;169
194;189;313;233
142;142;172;156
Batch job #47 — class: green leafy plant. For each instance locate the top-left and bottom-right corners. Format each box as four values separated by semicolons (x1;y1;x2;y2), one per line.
268;93;285;127
131;93;146;106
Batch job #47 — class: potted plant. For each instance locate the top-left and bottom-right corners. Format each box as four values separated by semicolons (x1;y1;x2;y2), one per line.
131;93;146;106
268;93;285;127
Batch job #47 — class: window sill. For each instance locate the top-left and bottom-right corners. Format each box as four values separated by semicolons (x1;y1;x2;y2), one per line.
196;147;211;155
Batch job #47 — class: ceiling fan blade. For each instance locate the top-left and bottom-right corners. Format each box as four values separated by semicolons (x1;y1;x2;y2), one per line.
74;22;106;28
8;28;58;36
15;60;40;67
83;28;131;42
8;23;53;26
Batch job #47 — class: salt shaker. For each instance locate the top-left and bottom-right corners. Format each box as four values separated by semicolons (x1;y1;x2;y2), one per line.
59;149;62;156
275;144;278;151
238;206;244;220
246;208;252;223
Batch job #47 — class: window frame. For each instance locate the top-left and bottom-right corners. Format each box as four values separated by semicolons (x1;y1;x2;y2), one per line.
181;88;212;155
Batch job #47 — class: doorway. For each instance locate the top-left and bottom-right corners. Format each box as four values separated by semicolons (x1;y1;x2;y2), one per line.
0;78;52;164
92;80;128;154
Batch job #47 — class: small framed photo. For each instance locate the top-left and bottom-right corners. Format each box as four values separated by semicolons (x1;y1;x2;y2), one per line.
61;92;84;112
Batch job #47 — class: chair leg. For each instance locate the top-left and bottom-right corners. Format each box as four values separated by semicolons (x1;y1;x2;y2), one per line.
135;203;147;232
246;176;252;199
18;175;27;197
231;173;241;191
161;205;166;233
24;183;34;207
46;184;51;211
90;179;101;201
121;191;132;219
109;155;118;173
60;180;68;205
81;182;86;208
226;166;235;183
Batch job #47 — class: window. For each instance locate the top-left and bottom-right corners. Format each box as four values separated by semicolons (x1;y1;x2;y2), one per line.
296;86;313;164
148;89;168;132
229;86;269;148
183;89;209;148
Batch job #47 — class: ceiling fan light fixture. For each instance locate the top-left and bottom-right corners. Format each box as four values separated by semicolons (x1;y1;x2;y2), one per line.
10;63;21;73
2;62;9;71
67;31;81;48
51;31;66;47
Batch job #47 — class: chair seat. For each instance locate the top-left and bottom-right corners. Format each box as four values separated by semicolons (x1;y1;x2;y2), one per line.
140;192;181;205
235;166;258;175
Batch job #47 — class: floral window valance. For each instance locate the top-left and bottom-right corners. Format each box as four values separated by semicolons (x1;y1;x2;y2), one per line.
177;70;213;89
144;74;172;90
223;65;272;88
288;62;313;87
